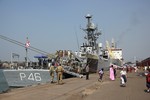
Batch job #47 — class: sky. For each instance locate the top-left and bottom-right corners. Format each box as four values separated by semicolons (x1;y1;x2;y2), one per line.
0;0;150;62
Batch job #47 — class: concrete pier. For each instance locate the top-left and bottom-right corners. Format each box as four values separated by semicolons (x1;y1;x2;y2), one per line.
0;70;149;100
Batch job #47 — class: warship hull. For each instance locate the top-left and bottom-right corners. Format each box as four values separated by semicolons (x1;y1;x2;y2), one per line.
1;69;52;87
0;70;9;93
86;54;98;73
0;68;83;93
87;54;122;73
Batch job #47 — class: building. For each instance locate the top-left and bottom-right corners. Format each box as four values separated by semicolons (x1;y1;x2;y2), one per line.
136;57;150;67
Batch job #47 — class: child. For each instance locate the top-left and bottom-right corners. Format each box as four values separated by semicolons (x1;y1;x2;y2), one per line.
98;68;104;82
146;68;150;93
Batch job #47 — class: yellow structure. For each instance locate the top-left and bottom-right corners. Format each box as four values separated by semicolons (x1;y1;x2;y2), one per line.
106;41;114;59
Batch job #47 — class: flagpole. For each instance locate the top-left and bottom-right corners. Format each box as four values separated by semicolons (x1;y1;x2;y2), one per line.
26;47;28;67
25;37;28;68
11;52;12;65
25;36;30;68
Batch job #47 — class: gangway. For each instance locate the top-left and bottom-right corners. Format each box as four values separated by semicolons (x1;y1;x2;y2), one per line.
63;66;83;78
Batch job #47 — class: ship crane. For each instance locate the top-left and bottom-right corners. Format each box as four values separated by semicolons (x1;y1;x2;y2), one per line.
0;34;50;56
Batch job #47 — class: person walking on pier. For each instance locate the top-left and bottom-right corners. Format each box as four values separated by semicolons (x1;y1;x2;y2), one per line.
56;63;64;84
145;68;150;93
114;67;117;79
109;65;115;81
120;67;127;87
98;68;104;82
85;64;89;80
49;63;55;83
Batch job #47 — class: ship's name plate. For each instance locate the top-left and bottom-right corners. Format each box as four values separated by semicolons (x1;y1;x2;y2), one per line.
20;72;41;81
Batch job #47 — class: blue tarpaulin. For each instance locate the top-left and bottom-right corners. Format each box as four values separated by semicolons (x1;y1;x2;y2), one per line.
34;55;48;58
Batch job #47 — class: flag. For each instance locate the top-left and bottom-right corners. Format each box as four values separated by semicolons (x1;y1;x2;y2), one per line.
25;37;30;48
12;53;19;58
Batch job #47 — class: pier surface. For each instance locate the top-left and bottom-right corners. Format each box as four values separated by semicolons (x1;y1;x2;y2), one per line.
0;70;149;100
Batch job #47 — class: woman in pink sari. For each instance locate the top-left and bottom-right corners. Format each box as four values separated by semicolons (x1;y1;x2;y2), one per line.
110;65;115;80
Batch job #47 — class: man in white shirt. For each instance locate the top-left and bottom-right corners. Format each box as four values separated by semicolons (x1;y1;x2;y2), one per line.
120;68;127;87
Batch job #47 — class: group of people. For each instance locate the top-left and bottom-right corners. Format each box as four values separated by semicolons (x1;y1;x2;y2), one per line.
98;65;127;87
49;62;90;85
110;65;127;86
49;63;64;84
99;64;150;92
49;62;150;93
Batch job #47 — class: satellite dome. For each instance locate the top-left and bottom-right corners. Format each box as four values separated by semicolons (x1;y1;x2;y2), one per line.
86;14;92;18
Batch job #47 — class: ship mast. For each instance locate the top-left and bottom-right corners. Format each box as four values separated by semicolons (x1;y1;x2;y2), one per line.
84;14;101;50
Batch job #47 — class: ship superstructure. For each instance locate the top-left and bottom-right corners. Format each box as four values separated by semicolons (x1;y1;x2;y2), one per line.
75;14;102;72
75;14;123;72
77;15;101;57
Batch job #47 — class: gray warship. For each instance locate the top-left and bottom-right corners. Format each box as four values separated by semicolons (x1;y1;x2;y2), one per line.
74;14;123;72
0;14;123;93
